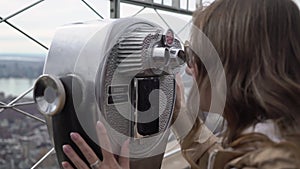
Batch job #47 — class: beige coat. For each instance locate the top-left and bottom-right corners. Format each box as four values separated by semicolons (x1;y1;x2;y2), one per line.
179;118;300;169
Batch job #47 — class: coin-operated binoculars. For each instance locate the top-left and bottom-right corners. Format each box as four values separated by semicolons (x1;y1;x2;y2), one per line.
33;18;186;169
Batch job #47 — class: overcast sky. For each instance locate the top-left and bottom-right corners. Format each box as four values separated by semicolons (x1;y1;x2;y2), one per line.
0;0;299;55
0;0;197;55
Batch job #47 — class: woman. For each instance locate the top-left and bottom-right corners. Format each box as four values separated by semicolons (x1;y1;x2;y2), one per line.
176;0;300;168
62;0;300;168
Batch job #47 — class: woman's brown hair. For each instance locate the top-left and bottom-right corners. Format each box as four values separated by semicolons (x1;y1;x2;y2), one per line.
190;0;300;144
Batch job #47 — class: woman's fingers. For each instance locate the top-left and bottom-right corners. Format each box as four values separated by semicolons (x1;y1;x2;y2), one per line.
62;161;74;169
96;121;116;162
62;144;89;169
70;132;100;166
63;122;129;169
175;74;185;104
172;74;186;124
119;139;130;169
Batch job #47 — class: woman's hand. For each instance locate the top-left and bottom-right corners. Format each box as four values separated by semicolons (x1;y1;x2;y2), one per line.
61;121;129;169
172;74;186;124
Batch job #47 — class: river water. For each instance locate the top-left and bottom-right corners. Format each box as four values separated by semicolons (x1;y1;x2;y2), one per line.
0;78;35;97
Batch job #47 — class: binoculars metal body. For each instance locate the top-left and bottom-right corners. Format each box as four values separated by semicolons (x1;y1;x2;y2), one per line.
34;18;185;168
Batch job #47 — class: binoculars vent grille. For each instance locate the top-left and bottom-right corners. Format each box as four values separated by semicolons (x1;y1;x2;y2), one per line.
117;26;160;73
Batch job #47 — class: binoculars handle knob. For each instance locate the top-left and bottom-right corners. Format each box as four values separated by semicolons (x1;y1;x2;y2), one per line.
33;74;66;116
